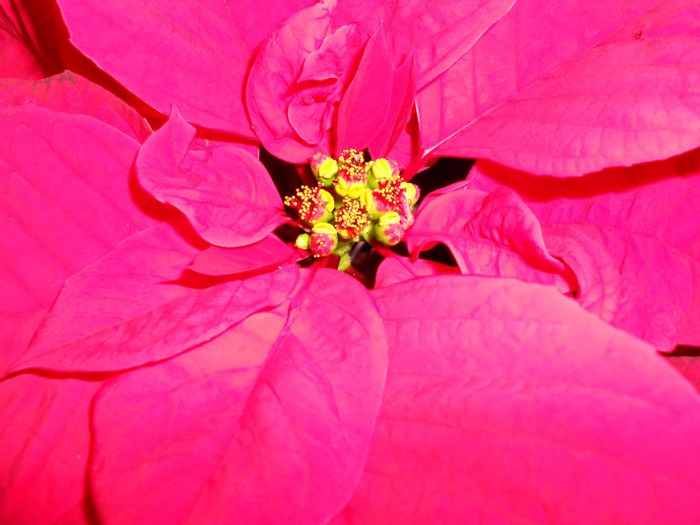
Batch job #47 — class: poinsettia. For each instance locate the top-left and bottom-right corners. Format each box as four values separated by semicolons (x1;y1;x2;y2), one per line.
3;0;700;523
3;68;700;524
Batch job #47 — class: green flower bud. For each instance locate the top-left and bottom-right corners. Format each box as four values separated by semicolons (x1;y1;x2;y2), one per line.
295;233;311;250
368;158;399;189
310;152;338;186
332;241;353;256
337;252;352;272
400;181;420;206
374;211;405;246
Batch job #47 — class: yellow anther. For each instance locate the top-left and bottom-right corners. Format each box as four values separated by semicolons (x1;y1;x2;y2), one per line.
334;162;368;199
337;148;364;166
287;149;420;264
334;197;370;240
284;186;335;224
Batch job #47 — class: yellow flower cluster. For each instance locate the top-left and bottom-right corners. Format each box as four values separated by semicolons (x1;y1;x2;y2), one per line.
285;149;420;269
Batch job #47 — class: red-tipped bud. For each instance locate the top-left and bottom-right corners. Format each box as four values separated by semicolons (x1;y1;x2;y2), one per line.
310;222;338;257
284;186;335;225
374;211;405;246
334;162;368;199
360;188;393;220
310;152;338;186
368;158;400;188
334;197;370;240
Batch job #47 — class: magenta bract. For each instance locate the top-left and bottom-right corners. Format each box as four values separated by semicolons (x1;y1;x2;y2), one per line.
335;276;700;523
55;0;313;137
89;269;388;524
420;0;700;175
469;151;700;350
136;108;287;248
0;91;156;376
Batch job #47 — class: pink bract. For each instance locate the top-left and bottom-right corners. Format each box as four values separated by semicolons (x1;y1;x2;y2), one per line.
0;5;44;80
0;71;151;141
0;0;67;80
136;108;287;248
335;276;700;523
246;1;363;162
189;236;297;276
12;225;299;374
406;185;573;292
55;0;314;136
334;28;394;155
419;0;700;175
468;150;700;350
89;269;388;524
247;0;515;163
0;82;157;375
0;374;99;524
374;254;459;288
